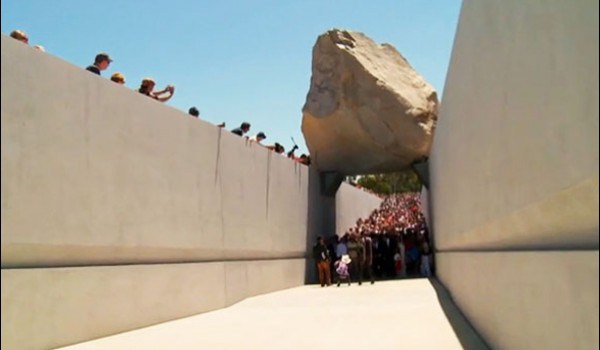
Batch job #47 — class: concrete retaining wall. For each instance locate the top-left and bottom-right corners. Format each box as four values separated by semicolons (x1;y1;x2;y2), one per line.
0;35;381;349
1;260;305;350
335;183;382;236
436;252;598;350
430;0;599;349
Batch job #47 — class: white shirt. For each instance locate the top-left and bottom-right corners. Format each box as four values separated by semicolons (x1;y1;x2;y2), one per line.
249;135;264;144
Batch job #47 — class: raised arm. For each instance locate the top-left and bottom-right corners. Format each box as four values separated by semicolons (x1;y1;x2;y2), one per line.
154;85;175;102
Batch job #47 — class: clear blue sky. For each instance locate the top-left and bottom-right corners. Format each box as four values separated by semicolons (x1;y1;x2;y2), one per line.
2;0;461;154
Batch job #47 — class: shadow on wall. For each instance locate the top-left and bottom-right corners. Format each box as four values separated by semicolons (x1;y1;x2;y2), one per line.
429;279;490;350
305;168;336;284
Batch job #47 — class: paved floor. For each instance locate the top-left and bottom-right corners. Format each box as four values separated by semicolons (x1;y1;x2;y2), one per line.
59;279;488;350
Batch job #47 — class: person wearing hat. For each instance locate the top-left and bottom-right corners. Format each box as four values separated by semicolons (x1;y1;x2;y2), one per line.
334;254;352;287
249;132;267;144
137;77;175;102
10;30;29;44
110;72;126;85
86;52;112;75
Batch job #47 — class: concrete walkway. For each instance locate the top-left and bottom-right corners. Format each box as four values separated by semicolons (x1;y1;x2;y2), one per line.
59;279;488;350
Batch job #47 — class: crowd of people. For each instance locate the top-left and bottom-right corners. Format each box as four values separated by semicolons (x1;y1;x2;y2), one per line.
223;120;311;165
313;193;432;287
9;29;311;166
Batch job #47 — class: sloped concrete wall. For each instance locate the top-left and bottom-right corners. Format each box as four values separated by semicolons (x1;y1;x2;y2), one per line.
430;0;599;349
0;35;380;349
436;252;598;350
335;183;382;236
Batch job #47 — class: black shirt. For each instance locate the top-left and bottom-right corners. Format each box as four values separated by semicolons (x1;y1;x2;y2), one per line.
231;128;244;136
85;65;101;75
312;243;330;262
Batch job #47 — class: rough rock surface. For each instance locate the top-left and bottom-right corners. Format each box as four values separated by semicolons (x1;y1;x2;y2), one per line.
302;29;439;175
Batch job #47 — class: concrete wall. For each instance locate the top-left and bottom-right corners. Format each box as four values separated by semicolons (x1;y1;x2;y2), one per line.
436;252;598;350
1;260;305;350
430;0;599;349
335;183;382;236
0;35;380;349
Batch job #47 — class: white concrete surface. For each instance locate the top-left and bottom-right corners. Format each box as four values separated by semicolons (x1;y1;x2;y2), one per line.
58;279;477;350
336;183;382;235
430;0;599;250
437;251;599;350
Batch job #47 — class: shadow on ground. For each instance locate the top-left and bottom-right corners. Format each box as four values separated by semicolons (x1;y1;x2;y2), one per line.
430;278;491;350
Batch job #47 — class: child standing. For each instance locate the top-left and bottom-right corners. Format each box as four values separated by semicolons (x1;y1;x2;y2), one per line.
335;255;352;287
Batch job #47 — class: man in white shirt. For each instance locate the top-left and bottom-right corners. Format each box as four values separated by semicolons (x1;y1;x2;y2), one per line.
249;132;267;144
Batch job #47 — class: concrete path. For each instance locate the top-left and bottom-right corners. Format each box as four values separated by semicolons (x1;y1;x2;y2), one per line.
59;279;488;350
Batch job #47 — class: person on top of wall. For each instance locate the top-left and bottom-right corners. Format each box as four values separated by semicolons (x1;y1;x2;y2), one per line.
188;106;200;117
299;154;311;166
85;52;112;75
10;30;28;44
110;72;126;85
137;77;175;102
231;122;251;136
266;143;285;154
249;132;267;144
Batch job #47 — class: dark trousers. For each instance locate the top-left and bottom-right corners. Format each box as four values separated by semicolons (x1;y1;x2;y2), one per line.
363;263;375;283
351;259;364;284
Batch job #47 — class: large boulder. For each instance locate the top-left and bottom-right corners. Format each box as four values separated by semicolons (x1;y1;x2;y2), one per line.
302;29;439;175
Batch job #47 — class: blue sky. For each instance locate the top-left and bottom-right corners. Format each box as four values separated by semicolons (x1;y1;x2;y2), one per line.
2;0;461;154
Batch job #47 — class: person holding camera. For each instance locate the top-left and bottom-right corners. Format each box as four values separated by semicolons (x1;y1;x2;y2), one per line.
137;77;175;102
287;144;299;159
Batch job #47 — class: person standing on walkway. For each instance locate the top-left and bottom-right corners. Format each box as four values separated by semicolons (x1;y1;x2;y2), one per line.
336;234;348;260
420;240;432;277
347;234;365;285
312;236;331;287
362;233;375;284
